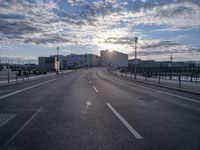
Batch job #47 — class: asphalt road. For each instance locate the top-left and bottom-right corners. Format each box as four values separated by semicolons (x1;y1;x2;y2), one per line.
0;68;199;150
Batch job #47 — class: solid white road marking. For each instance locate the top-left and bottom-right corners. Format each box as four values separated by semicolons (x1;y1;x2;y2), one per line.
158;91;200;103
0;90;21;100
0;78;60;100
101;73;200;104
0;114;17;127
133;82;200;103
107;103;143;139
2;107;43;149
93;86;99;93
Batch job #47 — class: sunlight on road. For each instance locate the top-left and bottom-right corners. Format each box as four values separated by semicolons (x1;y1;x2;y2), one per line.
83;100;92;114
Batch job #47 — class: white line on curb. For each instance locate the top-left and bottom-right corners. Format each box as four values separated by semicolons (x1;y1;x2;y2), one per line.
158;91;200;103
107;103;143;140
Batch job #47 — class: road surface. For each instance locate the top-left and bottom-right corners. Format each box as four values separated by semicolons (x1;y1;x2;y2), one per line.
0;68;199;150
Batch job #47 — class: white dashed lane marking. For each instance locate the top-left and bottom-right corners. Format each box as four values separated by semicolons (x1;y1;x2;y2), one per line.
107;103;143;140
93;86;99;93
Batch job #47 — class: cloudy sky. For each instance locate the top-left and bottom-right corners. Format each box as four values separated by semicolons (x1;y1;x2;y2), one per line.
0;0;200;63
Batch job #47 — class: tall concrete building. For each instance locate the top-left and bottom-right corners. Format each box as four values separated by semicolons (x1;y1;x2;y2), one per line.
63;54;100;69
100;50;128;68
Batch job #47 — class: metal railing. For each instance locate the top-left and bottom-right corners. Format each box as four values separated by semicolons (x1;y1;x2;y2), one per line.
0;71;33;84
108;67;200;89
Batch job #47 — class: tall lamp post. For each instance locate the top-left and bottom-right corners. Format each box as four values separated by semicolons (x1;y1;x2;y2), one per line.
169;50;173;80
134;36;138;80
56;47;59;75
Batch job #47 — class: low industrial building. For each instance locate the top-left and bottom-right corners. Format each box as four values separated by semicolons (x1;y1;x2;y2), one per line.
100;50;128;68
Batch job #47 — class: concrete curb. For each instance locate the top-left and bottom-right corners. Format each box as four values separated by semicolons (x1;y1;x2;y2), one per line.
108;72;200;95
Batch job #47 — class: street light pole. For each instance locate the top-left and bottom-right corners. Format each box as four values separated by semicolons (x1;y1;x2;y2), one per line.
56;47;59;75
169;50;173;80
134;36;138;80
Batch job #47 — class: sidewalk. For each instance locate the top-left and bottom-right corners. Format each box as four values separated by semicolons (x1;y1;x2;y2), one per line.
112;71;200;95
0;70;72;86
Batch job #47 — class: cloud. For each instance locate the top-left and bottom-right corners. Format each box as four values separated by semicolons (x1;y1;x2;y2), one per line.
24;36;70;45
129;40;200;58
139;2;198;26
151;27;182;32
0;0;122;45
105;37;136;45
0;19;40;35
104;35;200;59
140;41;180;49
0;0;200;61
0;0;199;41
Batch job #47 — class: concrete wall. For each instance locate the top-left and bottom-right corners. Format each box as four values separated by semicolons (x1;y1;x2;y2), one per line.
90;54;100;67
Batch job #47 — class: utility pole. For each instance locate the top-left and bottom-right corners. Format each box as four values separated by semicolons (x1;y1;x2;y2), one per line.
23;61;24;71
134;36;138;80
28;60;30;79
170;51;173;62
56;47;59;75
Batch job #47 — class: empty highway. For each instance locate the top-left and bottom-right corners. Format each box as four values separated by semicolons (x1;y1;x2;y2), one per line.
0;68;200;150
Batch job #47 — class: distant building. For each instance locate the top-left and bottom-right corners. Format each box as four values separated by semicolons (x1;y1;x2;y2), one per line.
38;57;56;72
128;59;141;67
100;50;128;68
24;64;38;71
63;54;100;69
50;55;64;70
140;60;159;68
128;59;196;68
157;61;195;68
